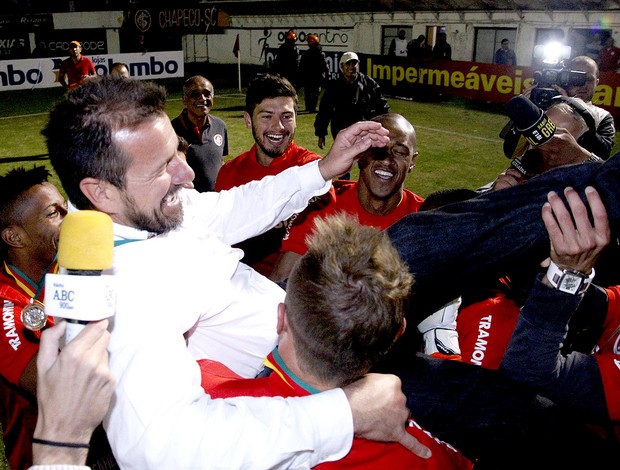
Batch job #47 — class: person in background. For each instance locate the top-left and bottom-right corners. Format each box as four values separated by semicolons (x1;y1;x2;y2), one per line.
389;29;408;57
57;41;95;91
585;32;603;65
29;320;115;470
599;36;620;72
171;75;228;192
494;38;516;65
299;33;329;113
504;54;613;160
131;34;148;54
407;34;427;60
314;51;390;177
215;73;321;276
432;32;452;60
31;41;48;58
271;29;300;88
109;62;129;78
555;55;615;159
43;75;424;469
200;213;472;470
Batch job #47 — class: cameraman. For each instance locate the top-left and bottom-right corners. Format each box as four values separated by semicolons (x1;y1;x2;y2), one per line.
529;55;615;159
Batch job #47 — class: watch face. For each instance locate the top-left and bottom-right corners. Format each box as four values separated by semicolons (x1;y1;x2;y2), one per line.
559;272;584;295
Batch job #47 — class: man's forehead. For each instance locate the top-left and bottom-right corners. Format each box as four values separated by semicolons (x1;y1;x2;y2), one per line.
186;80;212;91
255;96;296;112
21;183;62;214
114;115;176;149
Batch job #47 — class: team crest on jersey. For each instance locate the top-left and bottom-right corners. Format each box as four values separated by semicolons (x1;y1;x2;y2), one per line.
214;134;224;146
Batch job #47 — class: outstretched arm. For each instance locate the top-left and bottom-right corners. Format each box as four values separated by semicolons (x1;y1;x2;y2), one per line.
500;187;610;421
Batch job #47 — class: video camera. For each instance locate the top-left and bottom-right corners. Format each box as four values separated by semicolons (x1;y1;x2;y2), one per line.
530;43;587;108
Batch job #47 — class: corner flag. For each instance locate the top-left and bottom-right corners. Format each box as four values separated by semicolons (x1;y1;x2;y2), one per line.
233;34;241;92
233;34;240;58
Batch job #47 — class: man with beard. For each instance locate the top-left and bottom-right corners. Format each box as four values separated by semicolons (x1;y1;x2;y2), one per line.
215;73;322;276
171;76;229;192
42;75;425;469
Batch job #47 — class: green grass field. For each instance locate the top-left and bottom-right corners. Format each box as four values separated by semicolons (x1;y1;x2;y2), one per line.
0;84;529;196
0;83;618;469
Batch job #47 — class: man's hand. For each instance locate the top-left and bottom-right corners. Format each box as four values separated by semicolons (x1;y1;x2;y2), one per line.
33;319;115;465
542;186;610;275
538;127;591;170
318;136;326;149
318;121;389;181
491;167;526;191
343;373;432;459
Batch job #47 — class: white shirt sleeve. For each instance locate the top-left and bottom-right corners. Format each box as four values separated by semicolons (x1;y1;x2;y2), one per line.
182;160;330;246
28;467;91;470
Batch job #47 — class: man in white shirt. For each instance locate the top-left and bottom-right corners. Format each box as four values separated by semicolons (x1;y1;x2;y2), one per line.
41;75;429;469
389;29;408;57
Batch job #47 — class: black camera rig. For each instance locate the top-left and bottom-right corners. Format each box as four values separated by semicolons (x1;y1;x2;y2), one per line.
528;43;587;108
530;67;587;108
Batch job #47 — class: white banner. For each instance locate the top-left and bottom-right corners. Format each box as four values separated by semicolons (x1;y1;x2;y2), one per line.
0;50;184;91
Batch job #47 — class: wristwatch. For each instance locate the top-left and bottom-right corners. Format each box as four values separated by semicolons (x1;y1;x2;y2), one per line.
546;260;595;295
586;152;603;163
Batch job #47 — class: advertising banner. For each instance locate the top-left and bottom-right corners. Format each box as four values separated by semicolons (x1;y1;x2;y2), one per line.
360;54;620;119
0;51;184;91
127;5;227;35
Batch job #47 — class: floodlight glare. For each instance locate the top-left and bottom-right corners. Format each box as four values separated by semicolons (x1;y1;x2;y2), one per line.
533;42;572;65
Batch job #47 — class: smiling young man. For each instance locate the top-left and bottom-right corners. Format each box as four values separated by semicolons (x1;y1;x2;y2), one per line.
171;75;229;192
271;113;424;282
0;166;66;469
215;73;322;276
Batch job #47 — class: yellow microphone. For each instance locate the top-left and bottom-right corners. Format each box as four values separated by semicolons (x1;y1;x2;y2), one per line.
58;210;114;271
45;211;116;345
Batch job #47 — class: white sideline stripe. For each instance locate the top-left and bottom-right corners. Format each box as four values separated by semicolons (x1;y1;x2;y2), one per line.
414;125;498;142
0;94;246;120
